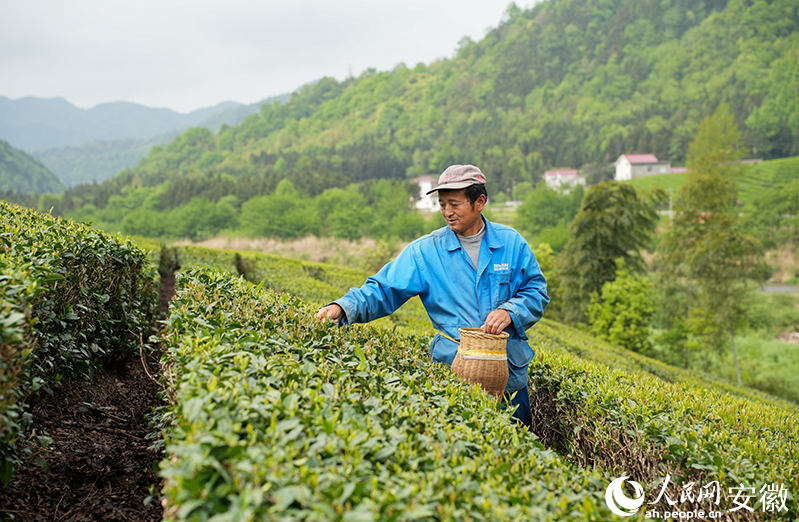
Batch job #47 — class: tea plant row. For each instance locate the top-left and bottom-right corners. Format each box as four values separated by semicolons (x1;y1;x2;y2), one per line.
0;201;158;486
159;268;614;520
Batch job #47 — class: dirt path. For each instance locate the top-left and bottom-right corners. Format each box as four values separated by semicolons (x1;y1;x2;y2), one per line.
0;272;177;521
0;358;163;521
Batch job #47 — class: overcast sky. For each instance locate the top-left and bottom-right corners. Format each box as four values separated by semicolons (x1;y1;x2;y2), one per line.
0;0;530;114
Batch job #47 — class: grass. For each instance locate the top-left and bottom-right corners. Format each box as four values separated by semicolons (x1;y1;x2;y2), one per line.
626;171;689;194
738;156;799;206
690;334;799;404
622;155;799;208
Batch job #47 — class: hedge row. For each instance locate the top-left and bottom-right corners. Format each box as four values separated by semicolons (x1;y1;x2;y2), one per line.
0;201;159;485
527;322;798;519
0;259;37;486
1;202;159;384
159;268;613;520
147;241;797;410
530;319;797;413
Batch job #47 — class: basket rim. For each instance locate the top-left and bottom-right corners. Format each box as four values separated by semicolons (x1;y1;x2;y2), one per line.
458;327;509;341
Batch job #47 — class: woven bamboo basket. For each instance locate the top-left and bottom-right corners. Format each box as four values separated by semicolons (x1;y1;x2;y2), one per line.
450;327;509;400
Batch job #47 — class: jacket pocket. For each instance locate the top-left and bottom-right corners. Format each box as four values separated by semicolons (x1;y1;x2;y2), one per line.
431;333;458;365
490;271;511;308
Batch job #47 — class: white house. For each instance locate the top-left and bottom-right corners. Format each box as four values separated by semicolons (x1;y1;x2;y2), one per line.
543;169;586;191
614;154;672;181
412;176;439;212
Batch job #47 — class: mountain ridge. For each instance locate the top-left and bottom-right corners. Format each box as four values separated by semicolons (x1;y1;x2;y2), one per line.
7;92;293;187
0;140;64;194
0;96;243;150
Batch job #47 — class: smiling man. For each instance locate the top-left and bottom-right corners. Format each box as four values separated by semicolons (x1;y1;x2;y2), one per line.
316;164;549;428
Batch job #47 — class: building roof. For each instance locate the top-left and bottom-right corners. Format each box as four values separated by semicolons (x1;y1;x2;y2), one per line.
544;169;580;178
619;154;660;164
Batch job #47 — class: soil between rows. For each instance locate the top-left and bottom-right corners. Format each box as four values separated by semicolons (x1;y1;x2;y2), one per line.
0;272;175;522
0;356;164;522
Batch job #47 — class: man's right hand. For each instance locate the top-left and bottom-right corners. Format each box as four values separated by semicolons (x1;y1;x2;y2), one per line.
316;303;345;323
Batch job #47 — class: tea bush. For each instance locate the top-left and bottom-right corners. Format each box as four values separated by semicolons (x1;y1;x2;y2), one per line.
528;322;799;519
0;258;38;486
530;319;797;412
0;201;159;385
146;243;434;333
0;201;159;483
154;241;799;407
156;245;799;519
159;268;614;520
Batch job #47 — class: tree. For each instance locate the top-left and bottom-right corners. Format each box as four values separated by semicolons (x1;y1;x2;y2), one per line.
587;258;654;353
512;181;533;202
241;181;321;239
740;174;799;248
657;104;764;385
534;243;563;321
516;184;583;251
559;182;663;325
517;184;582;236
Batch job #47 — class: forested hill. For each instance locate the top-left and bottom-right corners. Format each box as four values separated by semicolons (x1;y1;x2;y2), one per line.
55;0;799;217
22;91;296;189
0;140;65;194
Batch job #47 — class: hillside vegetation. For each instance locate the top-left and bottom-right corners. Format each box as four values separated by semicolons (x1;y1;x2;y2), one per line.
626;155;799;207
28;0;799;235
31;134;180;188
0;140;64;195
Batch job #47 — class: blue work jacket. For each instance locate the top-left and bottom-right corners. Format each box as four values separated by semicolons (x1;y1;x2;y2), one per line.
335;217;549;393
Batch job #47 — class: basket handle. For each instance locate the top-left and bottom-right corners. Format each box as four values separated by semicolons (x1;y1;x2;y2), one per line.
439;331;463;348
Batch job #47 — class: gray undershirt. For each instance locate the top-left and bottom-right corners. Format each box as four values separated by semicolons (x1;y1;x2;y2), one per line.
456;222;486;269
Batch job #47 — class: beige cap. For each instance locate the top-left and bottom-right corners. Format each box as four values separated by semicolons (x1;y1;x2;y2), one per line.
426;164;487;195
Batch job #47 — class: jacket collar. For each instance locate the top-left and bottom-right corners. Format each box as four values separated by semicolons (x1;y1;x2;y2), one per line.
443;216;505;251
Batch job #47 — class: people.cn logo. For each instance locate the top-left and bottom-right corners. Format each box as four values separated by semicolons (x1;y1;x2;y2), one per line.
605;476;646;517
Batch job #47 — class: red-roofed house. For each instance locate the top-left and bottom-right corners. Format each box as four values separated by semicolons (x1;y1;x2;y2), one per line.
544;169;586;191
614;154;672;181
412;176;439;212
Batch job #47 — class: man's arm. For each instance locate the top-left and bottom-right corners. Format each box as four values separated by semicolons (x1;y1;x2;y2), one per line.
317;243;427;326
496;242;549;339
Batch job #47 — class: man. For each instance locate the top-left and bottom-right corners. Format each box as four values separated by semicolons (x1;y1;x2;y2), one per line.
316;164;549;427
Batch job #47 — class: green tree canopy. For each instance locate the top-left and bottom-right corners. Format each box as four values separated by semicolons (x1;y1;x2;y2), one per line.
42;0;799;228
587;258;654;353
241;181;321;240
560;182;662;324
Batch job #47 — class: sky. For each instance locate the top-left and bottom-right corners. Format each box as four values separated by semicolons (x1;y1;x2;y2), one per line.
0;0;530;114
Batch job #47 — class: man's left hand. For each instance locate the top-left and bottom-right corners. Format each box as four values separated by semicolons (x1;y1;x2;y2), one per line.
482;309;511;335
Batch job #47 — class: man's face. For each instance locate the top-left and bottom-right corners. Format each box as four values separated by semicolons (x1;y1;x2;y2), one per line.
438;188;486;236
